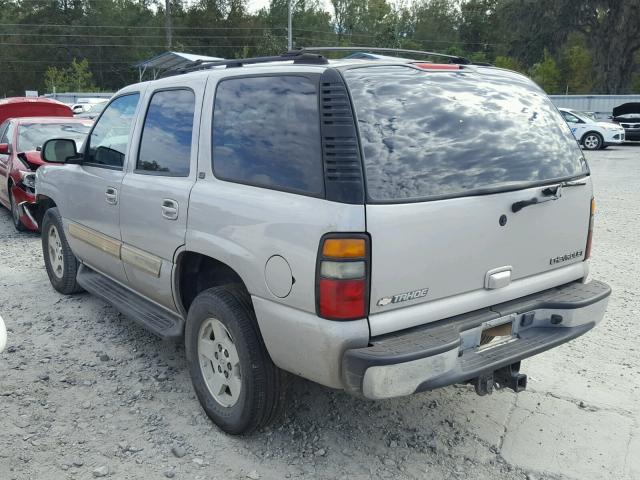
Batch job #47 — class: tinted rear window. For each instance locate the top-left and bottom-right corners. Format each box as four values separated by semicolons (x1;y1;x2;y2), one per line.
345;66;588;202
212;75;323;196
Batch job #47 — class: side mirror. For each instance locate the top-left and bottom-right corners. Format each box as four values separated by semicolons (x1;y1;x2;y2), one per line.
0;143;10;155
41;138;79;164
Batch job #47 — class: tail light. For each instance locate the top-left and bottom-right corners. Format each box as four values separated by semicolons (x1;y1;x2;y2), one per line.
585;198;595;260
316;235;370;320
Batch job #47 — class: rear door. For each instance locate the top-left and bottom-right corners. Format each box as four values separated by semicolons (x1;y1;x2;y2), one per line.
119;83;203;310
560;110;589;141
344;66;593;334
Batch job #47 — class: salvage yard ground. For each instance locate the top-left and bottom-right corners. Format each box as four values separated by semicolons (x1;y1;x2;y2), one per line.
1;145;639;480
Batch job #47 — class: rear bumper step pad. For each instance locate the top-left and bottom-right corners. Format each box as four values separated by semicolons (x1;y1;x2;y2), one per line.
343;279;610;399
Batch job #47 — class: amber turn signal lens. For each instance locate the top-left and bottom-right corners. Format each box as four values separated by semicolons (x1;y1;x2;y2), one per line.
322;238;366;258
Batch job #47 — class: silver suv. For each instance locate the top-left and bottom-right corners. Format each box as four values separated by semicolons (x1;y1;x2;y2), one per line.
34;48;611;434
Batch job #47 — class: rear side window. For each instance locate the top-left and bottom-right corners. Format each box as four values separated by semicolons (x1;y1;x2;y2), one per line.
137;89;195;176
345;66;588;202
212;75;323;195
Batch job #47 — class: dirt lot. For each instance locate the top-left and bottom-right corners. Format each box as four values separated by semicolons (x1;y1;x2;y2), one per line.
1;145;639;480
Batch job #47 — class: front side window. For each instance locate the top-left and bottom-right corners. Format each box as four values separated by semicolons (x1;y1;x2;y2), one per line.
137;89;195;176
561;111;582;124
212;75;323;195
345;66;588;202
85;93;140;168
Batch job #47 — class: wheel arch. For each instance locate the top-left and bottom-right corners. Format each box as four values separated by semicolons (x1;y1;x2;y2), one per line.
33;194;58;230
174;250;251;317
581;130;603;145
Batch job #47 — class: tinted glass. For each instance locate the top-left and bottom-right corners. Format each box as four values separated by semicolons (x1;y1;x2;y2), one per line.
18;123;91;152
561;111;581;123
345;66;588;202
1;121;14;145
212;76;323;195
86;93;139;168
137;89;195;176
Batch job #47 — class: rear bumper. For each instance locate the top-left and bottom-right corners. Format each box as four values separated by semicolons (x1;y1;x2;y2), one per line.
343;280;611;399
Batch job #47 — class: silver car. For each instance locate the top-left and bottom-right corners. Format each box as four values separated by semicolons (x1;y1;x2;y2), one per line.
34;48;611;435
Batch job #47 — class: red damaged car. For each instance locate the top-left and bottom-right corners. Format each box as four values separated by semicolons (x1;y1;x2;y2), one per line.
0;117;92;231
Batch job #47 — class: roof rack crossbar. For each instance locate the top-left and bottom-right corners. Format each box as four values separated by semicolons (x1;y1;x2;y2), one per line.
298;46;471;65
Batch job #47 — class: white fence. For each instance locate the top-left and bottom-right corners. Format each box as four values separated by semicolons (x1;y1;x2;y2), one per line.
549;95;640;118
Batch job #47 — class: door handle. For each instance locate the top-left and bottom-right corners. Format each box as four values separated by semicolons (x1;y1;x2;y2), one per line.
105;187;118;205
161;198;178;220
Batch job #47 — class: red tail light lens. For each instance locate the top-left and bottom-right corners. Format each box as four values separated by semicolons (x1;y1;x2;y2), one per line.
319;278;366;319
316;235;369;320
585;198;595;260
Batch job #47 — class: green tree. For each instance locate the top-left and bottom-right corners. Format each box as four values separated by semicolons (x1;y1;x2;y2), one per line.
530;50;562;93
499;0;640;93
494;55;525;73
44;59;98;93
559;34;594;94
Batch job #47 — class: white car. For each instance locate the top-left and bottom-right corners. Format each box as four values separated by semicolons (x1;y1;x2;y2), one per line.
559;107;625;150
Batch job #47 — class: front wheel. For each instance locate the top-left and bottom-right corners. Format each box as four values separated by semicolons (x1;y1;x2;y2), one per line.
41;208;83;294
582;132;603;150
185;286;286;435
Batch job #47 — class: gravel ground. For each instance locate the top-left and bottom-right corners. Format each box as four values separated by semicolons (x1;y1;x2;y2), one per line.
1;145;639;480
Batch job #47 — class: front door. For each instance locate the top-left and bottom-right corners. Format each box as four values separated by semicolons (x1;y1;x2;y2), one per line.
119;84;202;310
60;93;142;283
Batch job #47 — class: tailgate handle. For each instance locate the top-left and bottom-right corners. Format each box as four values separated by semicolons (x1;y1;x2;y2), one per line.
485;266;512;289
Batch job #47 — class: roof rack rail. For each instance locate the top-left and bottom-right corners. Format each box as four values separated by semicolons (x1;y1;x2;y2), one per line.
164;46;470;77
298;46;471;65
168;51;328;75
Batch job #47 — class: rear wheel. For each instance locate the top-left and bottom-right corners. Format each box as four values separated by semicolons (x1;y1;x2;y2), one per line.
582;132;603;150
185;285;286;435
9;188;26;231
41;208;83;294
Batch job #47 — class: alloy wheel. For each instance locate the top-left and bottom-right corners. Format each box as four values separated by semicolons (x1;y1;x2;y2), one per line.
584;135;600;150
48;225;65;279
198;318;242;407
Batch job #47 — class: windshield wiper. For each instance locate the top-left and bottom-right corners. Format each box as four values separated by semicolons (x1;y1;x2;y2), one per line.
511;180;586;213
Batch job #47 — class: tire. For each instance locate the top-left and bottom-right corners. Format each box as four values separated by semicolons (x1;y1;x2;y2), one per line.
41;207;83;295
9;188;26;231
582;132;603;150
185;285;286;435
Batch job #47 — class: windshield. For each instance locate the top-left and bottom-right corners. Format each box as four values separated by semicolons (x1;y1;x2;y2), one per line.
345;66;588;202
18;123;91;152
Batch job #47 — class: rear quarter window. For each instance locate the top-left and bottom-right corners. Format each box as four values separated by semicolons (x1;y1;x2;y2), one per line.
212;75;324;196
344;66;588;202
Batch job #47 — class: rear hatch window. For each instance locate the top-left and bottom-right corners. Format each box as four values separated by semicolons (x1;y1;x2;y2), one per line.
344;66;588;202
